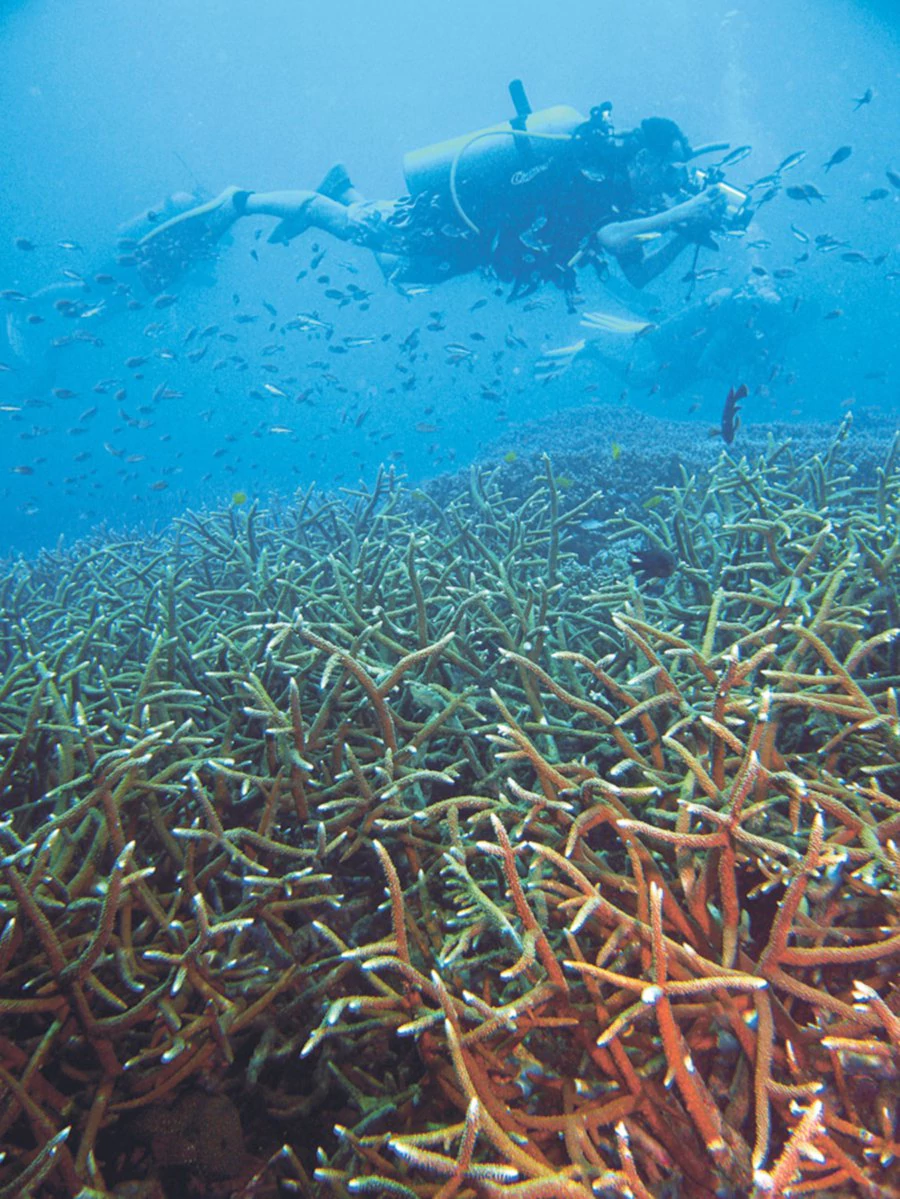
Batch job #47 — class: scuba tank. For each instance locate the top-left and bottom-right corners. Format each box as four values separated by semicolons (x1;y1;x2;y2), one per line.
403;81;584;231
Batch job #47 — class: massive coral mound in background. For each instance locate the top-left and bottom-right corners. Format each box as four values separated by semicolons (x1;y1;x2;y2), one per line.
0;418;898;1198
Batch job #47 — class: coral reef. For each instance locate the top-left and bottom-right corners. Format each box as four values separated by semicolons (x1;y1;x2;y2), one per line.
0;419;898;1198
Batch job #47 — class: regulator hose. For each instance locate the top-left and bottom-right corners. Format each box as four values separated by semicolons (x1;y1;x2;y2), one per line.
448;128;574;234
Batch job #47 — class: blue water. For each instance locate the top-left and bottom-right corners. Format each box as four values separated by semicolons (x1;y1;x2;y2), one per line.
1;0;898;558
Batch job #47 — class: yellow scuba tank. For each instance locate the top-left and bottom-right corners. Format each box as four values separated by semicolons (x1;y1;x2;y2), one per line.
402;81;585;231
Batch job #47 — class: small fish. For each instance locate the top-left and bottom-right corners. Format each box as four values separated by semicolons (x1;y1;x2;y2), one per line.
581;311;655;335
776;151;807;174
853;88;874;109
57;240;83;251
790;224;810;244
718;144;753;168
153;293;178;309
0;289;28;302
721;383;747;445
14;237;36;251
682;267;727;283
786;183;826;203
52;388;77;399
10;464;35;475
886;168;900;191
469;298;488;311
610;441;622;461
841;251;870;264
863;188;890;202
263;383;287;397
630;547;678;579
823;146;852;172
824;308;844;320
268;425;295;435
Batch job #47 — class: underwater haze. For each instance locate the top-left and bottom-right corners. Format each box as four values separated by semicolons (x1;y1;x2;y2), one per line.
4;5;900;1198
1;0;899;553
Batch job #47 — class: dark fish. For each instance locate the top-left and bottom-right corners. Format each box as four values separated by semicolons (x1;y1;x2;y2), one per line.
14;237;36;251
630;547;678;579
853;88;874;109
786;183;826;203
863;188;890;202
823;146;852;172
721;383;747;445
886;168;900;191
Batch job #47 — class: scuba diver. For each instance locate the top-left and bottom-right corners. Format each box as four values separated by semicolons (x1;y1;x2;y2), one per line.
535;272;794;397
2;190;206;399
135;83;745;302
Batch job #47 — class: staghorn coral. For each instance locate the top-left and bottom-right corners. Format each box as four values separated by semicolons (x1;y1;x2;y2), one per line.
0;423;897;1198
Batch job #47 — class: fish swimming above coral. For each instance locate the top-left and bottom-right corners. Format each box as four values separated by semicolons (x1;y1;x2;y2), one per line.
721;382;747;444
630;545;678;578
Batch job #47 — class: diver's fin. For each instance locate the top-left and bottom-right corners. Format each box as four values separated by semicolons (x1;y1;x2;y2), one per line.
316;163;353;200
267;200;316;246
316;163;363;205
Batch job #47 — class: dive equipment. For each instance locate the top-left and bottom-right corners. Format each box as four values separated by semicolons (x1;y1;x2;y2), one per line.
403;80;584;228
691;170;749;224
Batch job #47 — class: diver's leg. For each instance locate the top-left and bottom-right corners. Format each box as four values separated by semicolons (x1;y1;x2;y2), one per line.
248;191;360;245
255;194;398;254
135;186;251;292
137;186;250;249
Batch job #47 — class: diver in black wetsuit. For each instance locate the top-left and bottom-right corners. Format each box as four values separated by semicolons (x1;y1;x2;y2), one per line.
135;88;731;300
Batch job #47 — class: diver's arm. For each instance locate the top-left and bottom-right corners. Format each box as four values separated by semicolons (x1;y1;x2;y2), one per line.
614;233;692;289
596;189;725;287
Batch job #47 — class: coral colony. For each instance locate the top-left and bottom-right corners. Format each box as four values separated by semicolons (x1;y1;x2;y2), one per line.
1;420;898;1198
